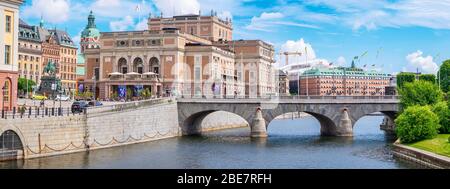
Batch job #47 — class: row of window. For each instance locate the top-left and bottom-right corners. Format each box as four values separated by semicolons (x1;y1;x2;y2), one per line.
18;63;39;71
19;55;40;62
18;43;40;50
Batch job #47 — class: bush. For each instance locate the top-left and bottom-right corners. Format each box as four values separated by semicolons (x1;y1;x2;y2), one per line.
399;80;443;110
432;102;450;133
419;74;436;84
395;105;440;144
397;72;416;88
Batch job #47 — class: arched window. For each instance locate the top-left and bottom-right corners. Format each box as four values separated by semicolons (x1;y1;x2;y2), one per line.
118;58;128;74
133;57;144;74
149;57;160;74
3;80;11;110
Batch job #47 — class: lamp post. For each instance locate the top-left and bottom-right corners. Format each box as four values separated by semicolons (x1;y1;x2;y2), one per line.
1;85;5;113
92;76;96;106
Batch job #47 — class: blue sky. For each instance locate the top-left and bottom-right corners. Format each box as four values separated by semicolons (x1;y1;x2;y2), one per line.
19;0;450;74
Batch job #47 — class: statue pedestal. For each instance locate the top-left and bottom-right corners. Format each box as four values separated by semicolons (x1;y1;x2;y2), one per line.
37;76;61;99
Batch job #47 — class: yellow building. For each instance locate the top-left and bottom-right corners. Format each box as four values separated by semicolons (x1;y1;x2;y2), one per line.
18;19;42;91
1;0;23;111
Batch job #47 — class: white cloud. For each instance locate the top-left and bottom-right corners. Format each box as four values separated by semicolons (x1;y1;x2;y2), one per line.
246;12;319;32
305;0;450;30
403;50;439;74
135;19;148;30
110;16;135;31
336;56;346;66
153;0;200;17
22;0;70;23
277;39;331;69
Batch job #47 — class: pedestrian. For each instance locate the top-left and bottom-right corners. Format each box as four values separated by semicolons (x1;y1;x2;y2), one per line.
20;104;27;117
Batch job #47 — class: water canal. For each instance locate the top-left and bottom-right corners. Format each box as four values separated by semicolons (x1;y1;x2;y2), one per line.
0;116;418;169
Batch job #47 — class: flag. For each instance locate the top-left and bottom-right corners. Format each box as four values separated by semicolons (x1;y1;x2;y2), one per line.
361;51;368;58
136;4;141;12
376;48;383;59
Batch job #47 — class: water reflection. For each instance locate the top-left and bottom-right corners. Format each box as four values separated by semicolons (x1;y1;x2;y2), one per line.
0;116;418;169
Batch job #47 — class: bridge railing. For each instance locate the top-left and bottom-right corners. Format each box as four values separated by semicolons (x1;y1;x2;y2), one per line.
1;107;85;120
176;95;400;101
86;97;175;114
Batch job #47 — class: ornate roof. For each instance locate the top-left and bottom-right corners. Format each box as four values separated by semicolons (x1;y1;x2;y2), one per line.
81;11;100;39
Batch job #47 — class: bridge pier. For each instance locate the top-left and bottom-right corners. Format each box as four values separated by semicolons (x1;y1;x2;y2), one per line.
336;109;353;137
251;108;268;138
320;109;353;137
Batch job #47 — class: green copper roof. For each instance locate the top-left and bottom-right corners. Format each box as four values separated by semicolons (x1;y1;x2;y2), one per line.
81;11;100;38
76;67;85;76
303;67;391;77
77;53;85;64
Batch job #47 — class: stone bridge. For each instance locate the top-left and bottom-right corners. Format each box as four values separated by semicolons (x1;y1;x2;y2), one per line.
177;96;400;137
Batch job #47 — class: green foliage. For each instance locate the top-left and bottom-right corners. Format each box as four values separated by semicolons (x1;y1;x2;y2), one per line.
140;88;152;99
397;72;416;88
432;102;450;134
399;80;443;110
17;78;36;93
111;91;118;100
395;105;440;144
439;60;450;93
126;89;133;100
419;74;436;84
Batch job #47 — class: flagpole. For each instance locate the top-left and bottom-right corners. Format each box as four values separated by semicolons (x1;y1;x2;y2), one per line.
305;47;308;97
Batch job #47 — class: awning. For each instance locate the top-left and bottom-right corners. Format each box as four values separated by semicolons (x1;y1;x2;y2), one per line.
126;72;140;76
142;72;156;75
108;72;123;76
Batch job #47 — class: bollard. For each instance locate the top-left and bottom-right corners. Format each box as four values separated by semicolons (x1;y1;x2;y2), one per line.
1;109;4;119
12;107;15;119
52;108;54;116
35;107;38;118
45;108;48;116
28;107;31;118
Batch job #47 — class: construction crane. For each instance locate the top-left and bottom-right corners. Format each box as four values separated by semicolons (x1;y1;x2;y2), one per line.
278;52;302;66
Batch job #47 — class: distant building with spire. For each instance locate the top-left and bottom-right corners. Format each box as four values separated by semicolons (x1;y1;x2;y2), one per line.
80;11;100;53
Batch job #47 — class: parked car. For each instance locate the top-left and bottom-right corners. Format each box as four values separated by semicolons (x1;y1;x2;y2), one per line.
55;95;71;101
88;101;103;107
71;101;89;113
32;94;48;100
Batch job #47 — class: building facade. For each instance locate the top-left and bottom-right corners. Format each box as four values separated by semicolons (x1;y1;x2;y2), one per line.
148;11;232;42
299;65;392;96
1;0;23;111
18;19;42;88
33;19;78;94
82;13;276;100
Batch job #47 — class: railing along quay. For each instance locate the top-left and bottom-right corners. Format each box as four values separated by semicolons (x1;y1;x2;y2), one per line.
1;106;86;120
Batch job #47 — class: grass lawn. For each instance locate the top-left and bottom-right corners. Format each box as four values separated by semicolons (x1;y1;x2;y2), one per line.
408;134;450;158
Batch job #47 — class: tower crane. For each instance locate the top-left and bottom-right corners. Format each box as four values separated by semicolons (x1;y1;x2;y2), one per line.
278;52;302;66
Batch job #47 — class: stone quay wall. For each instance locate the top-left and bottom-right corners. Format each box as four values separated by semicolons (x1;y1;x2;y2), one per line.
0;99;181;160
1;98;251;161
392;141;450;169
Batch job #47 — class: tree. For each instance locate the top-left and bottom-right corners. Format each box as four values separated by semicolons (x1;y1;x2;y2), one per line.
439;60;450;93
432;101;450;134
419;74;436;84
395;105;440;144
399;80;443;110
17;78;36;94
397;72;416;88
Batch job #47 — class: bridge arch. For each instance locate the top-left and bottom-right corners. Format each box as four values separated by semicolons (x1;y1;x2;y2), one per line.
180;110;250;135
0;128;25;161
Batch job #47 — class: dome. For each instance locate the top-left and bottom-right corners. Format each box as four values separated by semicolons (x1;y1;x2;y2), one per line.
81;27;100;38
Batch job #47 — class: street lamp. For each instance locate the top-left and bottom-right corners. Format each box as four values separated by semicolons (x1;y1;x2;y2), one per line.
92;75;96;106
1;85;5;113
